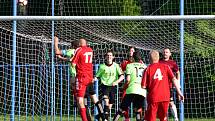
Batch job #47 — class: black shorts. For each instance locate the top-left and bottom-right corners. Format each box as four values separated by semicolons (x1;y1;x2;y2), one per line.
120;94;145;111
100;84;117;104
85;83;96;97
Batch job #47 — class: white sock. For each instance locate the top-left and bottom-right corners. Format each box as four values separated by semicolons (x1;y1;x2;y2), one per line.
170;103;178;120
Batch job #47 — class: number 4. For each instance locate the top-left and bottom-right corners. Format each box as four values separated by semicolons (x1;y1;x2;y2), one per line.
153;68;163;81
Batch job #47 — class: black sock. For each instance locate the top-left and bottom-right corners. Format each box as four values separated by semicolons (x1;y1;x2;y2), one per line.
104;105;110;120
95;101;106;121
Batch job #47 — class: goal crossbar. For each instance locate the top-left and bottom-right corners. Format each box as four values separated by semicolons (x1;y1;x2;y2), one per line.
0;15;214;21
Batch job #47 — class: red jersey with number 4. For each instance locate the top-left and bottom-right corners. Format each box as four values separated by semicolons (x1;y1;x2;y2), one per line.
141;63;174;103
71;46;93;77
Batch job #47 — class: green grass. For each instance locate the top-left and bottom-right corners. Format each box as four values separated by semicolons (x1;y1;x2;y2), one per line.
0;115;214;121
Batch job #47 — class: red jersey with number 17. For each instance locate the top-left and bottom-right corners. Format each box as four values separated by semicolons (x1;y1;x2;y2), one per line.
141;63;174;103
71;46;93;77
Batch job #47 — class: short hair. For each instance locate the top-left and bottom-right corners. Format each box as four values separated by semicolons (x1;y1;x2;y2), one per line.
71;40;79;49
128;46;136;52
104;49;115;57
149;50;160;62
163;47;171;52
133;50;142;62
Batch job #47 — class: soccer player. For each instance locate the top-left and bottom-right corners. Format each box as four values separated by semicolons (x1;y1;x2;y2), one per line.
55;36;97;121
141;50;184;121
68;38;106;121
94;49;124;120
121;47;144;72
113;51;147;121
120;47;144;121
54;34;78;89
159;48;180;121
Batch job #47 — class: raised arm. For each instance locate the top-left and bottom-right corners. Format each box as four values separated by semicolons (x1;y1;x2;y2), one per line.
54;35;62;55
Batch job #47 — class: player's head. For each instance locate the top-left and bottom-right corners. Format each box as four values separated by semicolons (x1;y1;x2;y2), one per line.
105;49;115;64
71;40;79;49
128;46;135;57
133;50;142;62
149;50;160;63
79;38;87;47
163;48;171;60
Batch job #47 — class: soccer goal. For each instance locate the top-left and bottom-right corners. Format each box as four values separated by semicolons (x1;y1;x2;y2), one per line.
0;0;215;121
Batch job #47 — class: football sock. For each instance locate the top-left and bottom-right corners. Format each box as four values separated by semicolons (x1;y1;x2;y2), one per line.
80;108;88;121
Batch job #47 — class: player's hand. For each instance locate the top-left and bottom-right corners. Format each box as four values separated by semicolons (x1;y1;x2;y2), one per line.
112;81;118;86
54;32;58;37
178;94;181;100
179;94;184;103
91;78;95;83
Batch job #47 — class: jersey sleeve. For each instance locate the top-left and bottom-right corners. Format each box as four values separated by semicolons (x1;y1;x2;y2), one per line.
120;60;127;72
96;64;103;78
141;67;148;88
125;64;131;75
172;61;179;73
116;63;124;75
71;47;81;65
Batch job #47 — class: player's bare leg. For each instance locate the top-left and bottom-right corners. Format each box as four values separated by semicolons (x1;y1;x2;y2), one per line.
169;101;178;121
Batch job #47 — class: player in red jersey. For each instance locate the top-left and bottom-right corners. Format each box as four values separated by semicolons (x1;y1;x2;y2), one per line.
71;38;106;121
159;48;180;121
120;47;144;121
141;50;184;121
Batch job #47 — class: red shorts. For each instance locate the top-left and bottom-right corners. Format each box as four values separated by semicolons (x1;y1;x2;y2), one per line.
145;101;169;121
74;74;93;97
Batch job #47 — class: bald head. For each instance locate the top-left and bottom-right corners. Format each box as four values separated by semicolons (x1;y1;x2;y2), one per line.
149;50;160;63
79;38;87;46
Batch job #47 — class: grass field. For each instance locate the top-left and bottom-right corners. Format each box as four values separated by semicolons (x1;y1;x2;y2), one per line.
0;115;215;121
